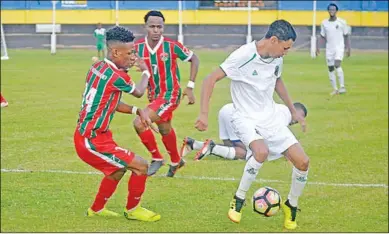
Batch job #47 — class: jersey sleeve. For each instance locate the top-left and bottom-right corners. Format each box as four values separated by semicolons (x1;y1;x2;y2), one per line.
112;73;136;94
173;41;194;62
320;22;326;37
219;48;247;81
341;20;349;35
276;59;283;79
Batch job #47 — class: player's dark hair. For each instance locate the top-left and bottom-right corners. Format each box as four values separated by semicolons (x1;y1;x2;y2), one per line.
264;19;297;42
106;26;135;44
144;10;165;23
293;102;308;117
327;3;339;11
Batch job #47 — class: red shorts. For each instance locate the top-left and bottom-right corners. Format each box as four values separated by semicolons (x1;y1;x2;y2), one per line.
73;129;135;176
148;97;179;124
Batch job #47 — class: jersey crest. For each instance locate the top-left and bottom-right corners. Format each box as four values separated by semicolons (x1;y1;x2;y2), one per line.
160;52;169;62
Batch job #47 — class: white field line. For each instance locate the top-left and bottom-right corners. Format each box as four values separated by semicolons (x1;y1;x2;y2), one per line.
1;168;387;188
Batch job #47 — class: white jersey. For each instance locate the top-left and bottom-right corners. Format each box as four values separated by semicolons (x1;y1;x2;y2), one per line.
94;28;106;37
220;41;283;129
320;17;348;51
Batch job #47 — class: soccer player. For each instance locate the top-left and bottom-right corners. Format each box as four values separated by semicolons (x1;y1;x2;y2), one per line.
134;10;200;177
316;3;351;95
93;23;106;60
74;26;160;222
195;20;309;230
181;102;307;161
1;93;8;107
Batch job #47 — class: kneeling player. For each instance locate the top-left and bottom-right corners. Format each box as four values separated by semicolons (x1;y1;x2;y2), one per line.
180;102;307;161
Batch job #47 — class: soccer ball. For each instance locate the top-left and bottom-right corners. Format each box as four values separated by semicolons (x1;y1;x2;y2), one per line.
252;186;281;217
91;56;99;63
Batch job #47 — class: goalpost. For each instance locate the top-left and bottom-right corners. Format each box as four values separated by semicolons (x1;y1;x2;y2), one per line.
246;0;252;44
1;23;9;60
310;0;317;58
177;0;184;44
50;1;57;55
115;0;119;26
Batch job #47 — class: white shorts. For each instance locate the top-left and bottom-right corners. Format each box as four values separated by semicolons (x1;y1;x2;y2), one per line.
231;115;298;161
218;103;239;141
326;49;344;66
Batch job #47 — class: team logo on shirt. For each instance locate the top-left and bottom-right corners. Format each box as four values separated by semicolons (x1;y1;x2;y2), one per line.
160;52;169;62
336;24;339;29
274;65;280;77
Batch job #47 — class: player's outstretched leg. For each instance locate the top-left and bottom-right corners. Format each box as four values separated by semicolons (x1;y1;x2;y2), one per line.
282;143;309;230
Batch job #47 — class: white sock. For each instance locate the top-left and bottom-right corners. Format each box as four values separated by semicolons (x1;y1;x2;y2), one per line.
235;156;263;200
336;67;345;87
193;140;204;150
328;71;338;90
287;166;308;207
211;145;236;160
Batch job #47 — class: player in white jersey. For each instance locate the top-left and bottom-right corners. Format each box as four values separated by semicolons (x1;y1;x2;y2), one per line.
195;20;309;230
316;3;351;95
180;102;307;161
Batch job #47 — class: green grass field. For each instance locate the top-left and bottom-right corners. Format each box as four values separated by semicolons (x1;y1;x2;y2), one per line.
1;49;388;232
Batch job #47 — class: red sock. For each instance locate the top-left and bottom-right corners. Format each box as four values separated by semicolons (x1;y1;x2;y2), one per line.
91;176;119;212
138;129;163;160
0;94;6;103
162;129;181;164
126;173;147;210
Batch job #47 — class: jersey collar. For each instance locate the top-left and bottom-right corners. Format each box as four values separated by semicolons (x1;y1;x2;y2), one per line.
253;41;275;64
145;36;164;55
104;58;119;70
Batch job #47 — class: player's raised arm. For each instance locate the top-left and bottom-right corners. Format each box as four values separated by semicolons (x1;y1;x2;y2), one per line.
195;67;226;131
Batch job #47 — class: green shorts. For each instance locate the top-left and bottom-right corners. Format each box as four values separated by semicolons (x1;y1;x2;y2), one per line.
96;43;105;51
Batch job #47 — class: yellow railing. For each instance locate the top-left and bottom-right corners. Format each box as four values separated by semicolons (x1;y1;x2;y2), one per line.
1;10;387;27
